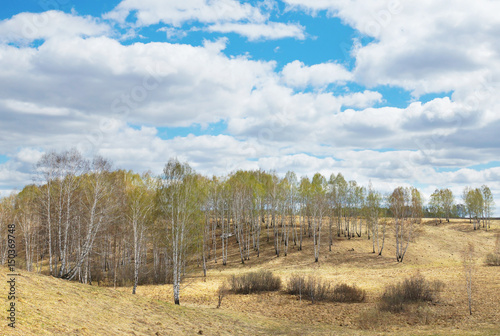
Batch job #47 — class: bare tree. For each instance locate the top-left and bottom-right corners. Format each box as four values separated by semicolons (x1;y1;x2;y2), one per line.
390;187;422;262
126;172;156;294
15;185;40;272
62;156;115;282
216;282;229;308
311;173;327;262
35;151;60;275
298;176;311;251
284;171;298;256
0;195;15;265
462;242;475;315
366;184;384;254
58;149;88;277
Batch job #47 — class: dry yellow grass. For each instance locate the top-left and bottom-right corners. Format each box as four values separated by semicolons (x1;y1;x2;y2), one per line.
1;218;499;335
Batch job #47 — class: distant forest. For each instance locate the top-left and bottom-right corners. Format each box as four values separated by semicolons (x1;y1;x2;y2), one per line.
0;149;495;304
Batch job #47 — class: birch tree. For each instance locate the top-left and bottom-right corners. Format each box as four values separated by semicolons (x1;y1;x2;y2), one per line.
481;185;494;230
366;184;384;255
441;188;454;222
298;176;311;251
126;172;156;294
15;185;40;272
58;149;88;277
391;186;422;262
62;156;115;282
35;151;59;275
158;158;201;305
0;195;15;265
311;173;327;262
463;242;475;315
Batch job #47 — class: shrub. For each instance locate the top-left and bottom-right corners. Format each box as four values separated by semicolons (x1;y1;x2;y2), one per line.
230;270;281;294
379;275;444;312
357;308;390;330
307;276;331;303
332;283;366;303
286;274;306;298
287;274;365;303
414;304;436;325
216;282;229;308
485;253;500;266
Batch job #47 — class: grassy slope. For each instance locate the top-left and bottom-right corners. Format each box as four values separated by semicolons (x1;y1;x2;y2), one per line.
0;266;341;336
1;219;499;336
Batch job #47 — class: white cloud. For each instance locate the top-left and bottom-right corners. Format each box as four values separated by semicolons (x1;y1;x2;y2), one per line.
0;34;276;147
106;0;303;41
1;99;74;116
207;22;305;41
0;11;110;43
104;0;266;27
15;148;44;165
283;0;500;98
157;27;188;40
1;5;500;215
281;60;352;88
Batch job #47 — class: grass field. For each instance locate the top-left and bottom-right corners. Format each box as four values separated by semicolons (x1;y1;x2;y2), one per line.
1;218;499;335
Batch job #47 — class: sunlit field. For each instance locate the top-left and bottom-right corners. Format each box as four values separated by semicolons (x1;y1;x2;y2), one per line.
2;218;499;336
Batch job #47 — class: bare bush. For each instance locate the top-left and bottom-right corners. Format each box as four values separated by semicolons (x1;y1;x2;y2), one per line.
287;274;365;303
379;275;444;312
286;274;306;300
307;276;331;303
357;308;390;330
414;304;436;325
485;233;500;266
230;270;281;294
332;283;366;303
485;253;500;266
216;282;229;308
287;275;330;303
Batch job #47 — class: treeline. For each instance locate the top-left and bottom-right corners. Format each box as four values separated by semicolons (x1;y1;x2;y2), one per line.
0;149;495;304
426;186;495;227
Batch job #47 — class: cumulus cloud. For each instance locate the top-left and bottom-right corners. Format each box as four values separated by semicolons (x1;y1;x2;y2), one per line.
105;0;266;27
1;4;500;214
281;60;352;88
207;22;305;40
0;11;110;44
283;0;500;98
105;0;306;41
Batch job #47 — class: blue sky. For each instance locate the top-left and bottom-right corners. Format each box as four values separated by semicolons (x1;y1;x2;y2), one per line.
0;0;499;214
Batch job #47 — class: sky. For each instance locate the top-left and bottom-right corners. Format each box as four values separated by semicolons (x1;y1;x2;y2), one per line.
0;0;499;214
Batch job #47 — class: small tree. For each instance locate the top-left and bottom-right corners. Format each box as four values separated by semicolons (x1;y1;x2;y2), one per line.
158;159;203;305
390;187;422;262
463;187;484;230
429;189;443;223
216;282;229;308
366;184;383;254
463;242;475;315
481;185;495;230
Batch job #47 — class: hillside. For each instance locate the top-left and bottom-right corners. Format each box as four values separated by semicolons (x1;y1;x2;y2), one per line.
2;219;500;335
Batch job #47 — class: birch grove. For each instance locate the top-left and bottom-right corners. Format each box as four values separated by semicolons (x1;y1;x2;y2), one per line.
0;149;494;305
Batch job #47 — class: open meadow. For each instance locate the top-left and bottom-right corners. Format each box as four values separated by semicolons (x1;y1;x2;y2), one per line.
1;218;499;336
